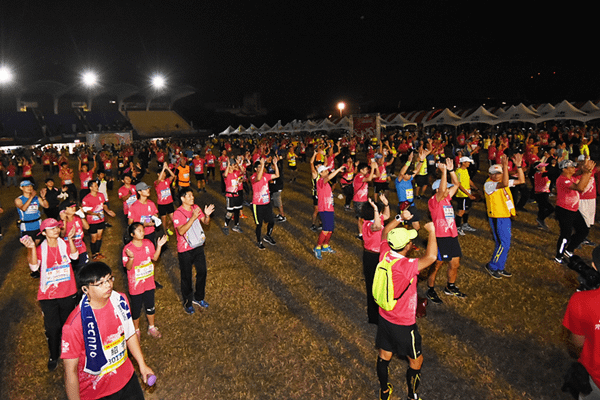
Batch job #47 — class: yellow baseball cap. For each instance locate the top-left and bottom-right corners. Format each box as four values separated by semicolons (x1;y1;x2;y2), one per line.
387;228;418;250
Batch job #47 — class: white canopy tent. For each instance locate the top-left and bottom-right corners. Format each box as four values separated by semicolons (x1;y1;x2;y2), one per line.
422;108;462;127
536;100;588;123
218;126;234;136
311;118;337;132
384;113;417;127
533;103;555;117
456;105;499;126
497;103;540;124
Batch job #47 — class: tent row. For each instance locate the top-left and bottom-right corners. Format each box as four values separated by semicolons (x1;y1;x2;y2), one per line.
218;99;600;136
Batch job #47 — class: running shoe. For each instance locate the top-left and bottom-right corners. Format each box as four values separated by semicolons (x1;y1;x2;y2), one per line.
457;227;466;236
554;256;565;264
497;269;512;278
443;286;467;298
310;225;318;232
321;245;336;254
193;299;209;310
232;225;243;233
314;246;322;260
147;326;162;338
380;383;393;400
462;223;476;232
536;219;549;231
184;305;195;315
583;239;596;246
221;226;229;236
426;288;443;304
263;235;276;245
48;358;58;371
484;263;502;279
257;241;266;250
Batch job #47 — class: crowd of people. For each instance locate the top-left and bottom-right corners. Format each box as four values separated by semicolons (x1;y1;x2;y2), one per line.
2;122;600;399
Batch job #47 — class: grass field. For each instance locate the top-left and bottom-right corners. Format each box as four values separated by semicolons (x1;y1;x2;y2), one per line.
0;156;592;399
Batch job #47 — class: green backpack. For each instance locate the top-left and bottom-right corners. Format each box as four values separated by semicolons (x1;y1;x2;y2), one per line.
372;254;414;311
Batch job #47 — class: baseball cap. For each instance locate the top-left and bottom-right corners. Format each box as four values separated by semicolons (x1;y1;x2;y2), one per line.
489;164;503;174
59;200;77;211
317;165;330;174
38;218;62;235
20;180;33;187
559;160;577;169
459;156;474;164
534;162;548;169
431;179;454;191
387;228;418;250
374;153;383;160
135;182;150;191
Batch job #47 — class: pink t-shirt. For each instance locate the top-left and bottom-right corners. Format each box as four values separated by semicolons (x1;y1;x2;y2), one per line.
378;241;419;326
251;173;273;205
556;175;581;211
79;171;94;189
35;239;78;301
154;179;173;205
63;217;87;254
428;194;458;238
122;240;156;295
81;192;107;225
173;205;206;253
353;174;369;202
534;172;551;194
581;170;597;200
127;200;158;235
362;216;384;253
192;158;205;174
61;294;135;399
225;170;242;197
118;185;137;215
316;178;334;212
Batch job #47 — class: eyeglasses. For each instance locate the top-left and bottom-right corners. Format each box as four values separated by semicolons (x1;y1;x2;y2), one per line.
88;276;115;287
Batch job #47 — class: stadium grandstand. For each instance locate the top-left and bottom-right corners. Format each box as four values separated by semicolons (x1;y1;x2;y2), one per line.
0;79;199;145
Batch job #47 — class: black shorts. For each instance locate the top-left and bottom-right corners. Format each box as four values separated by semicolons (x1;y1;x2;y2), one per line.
252;203;274;225
312;193;318;206
455;197;472;211
436;236;462;261
195;173;205;181
129;289;156;320
88;221;105;234
157;202;175;216
288;165;297;171
401;204;421;223
376;318;422;360
226;195;243;211
374;181;389;193
414;175;428;187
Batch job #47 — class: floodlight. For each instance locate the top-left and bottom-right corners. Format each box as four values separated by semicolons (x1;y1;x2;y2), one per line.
337;101;346;117
151;74;166;90
81;71;98;87
0;66;13;84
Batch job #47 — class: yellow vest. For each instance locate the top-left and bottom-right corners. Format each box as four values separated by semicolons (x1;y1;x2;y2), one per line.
484;178;515;218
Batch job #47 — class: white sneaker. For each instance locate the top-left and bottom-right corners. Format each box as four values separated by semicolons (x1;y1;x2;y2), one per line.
462;223;476;232
457;227;466;236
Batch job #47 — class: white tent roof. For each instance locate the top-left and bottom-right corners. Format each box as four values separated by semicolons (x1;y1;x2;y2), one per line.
536;100;588;123
580;100;600;114
456;105;499;125
422;108;462;127
218;126;234;136
497;103;540;123
243;124;259;135
232;125;246;134
311;118;337;131
381;113;417;126
258;122;271;132
534;103;555;116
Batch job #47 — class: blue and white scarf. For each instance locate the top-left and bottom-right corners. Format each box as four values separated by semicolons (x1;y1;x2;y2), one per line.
80;291;134;375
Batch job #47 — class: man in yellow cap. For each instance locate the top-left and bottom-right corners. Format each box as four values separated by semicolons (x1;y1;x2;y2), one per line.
374;217;437;400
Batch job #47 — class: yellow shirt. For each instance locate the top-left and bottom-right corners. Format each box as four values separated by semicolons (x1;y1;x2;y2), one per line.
484;178;515;218
455;168;471;198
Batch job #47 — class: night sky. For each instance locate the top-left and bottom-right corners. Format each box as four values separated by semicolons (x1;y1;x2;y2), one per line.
1;1;598;115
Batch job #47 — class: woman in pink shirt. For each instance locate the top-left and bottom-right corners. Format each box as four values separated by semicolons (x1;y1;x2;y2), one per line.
555;159;596;261
313;163;345;260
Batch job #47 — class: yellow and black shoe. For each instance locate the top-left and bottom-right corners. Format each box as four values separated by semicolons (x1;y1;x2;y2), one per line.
380;383;393;400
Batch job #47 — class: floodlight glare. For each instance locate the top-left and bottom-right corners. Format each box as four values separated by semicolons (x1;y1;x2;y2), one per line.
81;71;98;87
0;66;13;84
151;74;166;90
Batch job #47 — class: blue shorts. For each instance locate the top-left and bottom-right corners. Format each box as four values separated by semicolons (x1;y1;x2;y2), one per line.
319;211;335;232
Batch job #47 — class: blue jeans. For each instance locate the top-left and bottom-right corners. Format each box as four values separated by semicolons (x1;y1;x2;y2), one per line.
488;217;511;271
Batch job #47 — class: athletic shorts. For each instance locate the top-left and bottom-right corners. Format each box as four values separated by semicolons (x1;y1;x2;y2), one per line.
288;165;297;171
312;194;318;206
354;201;366;218
400;204;421;223
436;236;462;261
195;173;205;181
376;318;422;360
271;191;282;209
414;174;428;187
455;197;472;211
319;211;335;232
157;202;175;216
226;195;243;211
129;289;156;321
252;203;274;225
374;181;389;193
88;221;105;234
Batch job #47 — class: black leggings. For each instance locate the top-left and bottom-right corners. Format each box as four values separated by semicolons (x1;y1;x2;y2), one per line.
555;206;589;257
535;192;555;221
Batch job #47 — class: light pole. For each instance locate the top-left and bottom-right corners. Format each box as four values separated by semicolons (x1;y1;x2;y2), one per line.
337;101;345;117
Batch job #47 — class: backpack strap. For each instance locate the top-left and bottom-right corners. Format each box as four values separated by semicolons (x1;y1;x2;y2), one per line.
394;277;414;301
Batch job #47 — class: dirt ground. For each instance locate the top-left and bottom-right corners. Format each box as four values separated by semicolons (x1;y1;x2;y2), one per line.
0;155;592;399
